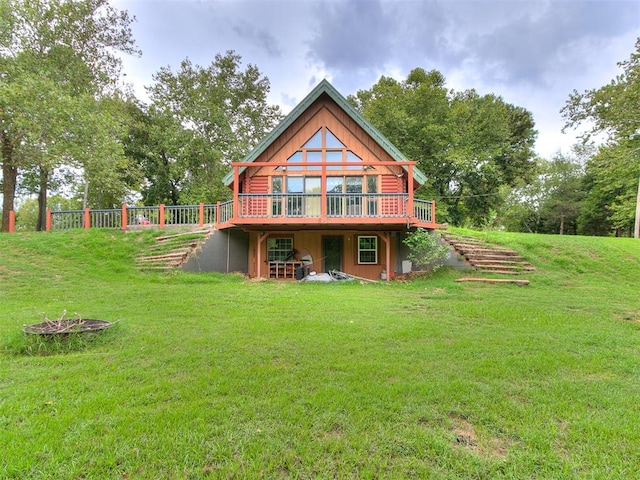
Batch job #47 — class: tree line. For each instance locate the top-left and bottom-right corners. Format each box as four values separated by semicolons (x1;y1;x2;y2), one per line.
1;0;638;236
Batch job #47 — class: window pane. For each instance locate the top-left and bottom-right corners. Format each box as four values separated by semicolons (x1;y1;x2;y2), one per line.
326;177;343;193
268;237;294;261
305;177;321;193
287;177;303;193
326;150;342;170
367;176;377;193
326;129;345;148
272;177;283;216
347;151;363;170
303;129;322;148
358;236;377;264
306;150;322;170
272;177;282;194
287;151;303;170
346;177;362;193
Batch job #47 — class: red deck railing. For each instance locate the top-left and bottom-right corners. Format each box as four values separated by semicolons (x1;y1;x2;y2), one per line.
3;197;435;232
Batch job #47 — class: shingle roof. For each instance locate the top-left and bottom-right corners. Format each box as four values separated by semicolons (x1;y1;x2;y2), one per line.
222;79;426;186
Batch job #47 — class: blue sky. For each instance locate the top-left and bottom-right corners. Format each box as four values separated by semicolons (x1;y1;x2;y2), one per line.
113;0;640;158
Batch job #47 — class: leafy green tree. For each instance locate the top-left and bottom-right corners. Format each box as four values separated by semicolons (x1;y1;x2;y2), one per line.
562;38;640;235
501;151;586;234
349;68;537;227
577;143;638;236
0;0;139;231
145;51;283;204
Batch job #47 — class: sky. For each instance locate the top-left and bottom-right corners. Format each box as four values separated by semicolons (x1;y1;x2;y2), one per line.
112;0;640;159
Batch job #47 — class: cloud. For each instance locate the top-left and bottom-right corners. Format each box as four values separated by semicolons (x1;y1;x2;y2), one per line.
112;0;640;157
308;0;394;73
232;21;283;58
462;0;639;87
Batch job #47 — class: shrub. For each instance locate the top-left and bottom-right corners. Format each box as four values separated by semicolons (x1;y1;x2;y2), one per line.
402;228;450;272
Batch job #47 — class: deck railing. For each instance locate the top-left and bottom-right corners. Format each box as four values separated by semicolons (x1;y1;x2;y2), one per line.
5;196;434;232
237;193;422;219
46;203;221;232
414;199;434;224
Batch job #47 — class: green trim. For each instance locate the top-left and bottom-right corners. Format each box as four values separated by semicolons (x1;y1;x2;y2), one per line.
223;79;426;186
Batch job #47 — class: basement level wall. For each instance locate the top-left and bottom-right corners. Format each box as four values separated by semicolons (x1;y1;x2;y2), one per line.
182;228;249;274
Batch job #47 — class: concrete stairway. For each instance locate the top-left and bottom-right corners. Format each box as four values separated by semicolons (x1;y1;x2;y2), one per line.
442;234;535;275
135;228;213;271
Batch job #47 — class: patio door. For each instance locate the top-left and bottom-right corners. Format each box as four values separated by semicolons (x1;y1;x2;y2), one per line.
322;236;343;272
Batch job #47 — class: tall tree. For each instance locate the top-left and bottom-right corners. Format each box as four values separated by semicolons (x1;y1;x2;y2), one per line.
0;0;139;231
145;51;283;204
349;68;537;226
562;37;640;235
501;148;588;234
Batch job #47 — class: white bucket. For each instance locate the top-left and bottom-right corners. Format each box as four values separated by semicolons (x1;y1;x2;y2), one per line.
402;260;412;274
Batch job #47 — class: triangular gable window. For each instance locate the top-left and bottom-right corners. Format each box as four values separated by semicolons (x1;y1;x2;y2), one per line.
303;130;323;148
326;129;345;148
279;127;364;171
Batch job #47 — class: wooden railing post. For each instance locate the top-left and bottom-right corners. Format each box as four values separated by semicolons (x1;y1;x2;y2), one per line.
84;208;90;230
216;201;221;225
46;209;52;231
199;202;204;227
407;163;414;219
9;210;15;233
431;200;436;225
159;204;165;229
121;205;128;231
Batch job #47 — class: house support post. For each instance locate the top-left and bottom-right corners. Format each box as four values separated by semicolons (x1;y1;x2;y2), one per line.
84;208;90;230
256;232;267;279
121;204;128;231
46;209;52;231
8;210;15;233
382;231;391;282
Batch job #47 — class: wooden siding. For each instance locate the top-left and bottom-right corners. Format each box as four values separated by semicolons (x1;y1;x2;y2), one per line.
249;229;397;280
249;94;400;177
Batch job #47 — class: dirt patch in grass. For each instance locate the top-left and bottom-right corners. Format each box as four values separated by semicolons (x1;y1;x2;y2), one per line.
617;311;640;323
450;415;510;458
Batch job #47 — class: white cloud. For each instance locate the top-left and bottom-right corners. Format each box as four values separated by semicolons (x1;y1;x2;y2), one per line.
113;0;640;158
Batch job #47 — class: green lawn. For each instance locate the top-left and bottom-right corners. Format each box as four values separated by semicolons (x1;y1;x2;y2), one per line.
1;228;639;479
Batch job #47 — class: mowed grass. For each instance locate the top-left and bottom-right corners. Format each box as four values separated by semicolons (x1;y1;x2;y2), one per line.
1;228;639;479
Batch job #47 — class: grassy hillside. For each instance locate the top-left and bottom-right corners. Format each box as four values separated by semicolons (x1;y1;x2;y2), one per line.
1;229;639;479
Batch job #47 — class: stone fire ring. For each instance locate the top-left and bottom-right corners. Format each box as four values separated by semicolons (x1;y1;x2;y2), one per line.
23;319;114;335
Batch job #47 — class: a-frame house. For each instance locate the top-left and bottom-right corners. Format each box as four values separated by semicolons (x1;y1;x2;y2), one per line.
217;79;437;280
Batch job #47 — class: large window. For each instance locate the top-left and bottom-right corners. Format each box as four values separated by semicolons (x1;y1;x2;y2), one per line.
358;236;378;264
267;237;294;262
282;128;363;172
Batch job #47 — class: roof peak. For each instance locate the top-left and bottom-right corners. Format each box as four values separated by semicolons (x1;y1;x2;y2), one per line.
222;80;427;186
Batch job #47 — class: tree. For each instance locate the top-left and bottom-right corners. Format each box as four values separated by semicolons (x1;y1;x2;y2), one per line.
562;37;640;235
145;51;283;204
577;143;638;236
501;150;586;234
0;0;139;231
349;68;537;226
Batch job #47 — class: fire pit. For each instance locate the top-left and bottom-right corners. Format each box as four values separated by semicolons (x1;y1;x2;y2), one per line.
23;312;114;335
